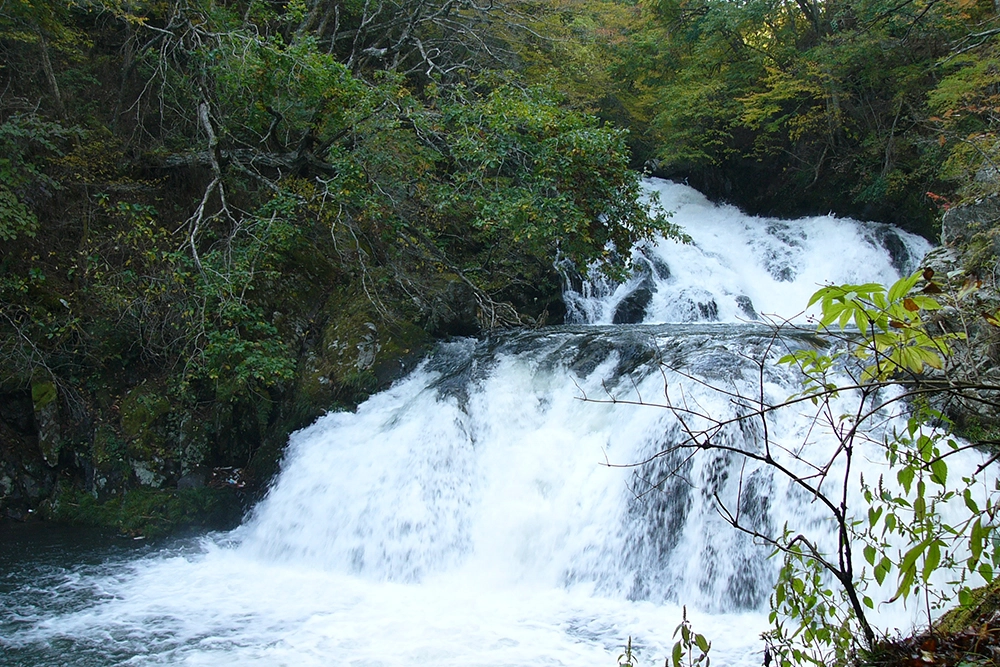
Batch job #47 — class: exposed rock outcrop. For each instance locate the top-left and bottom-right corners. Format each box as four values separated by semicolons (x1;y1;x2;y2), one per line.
919;198;1000;435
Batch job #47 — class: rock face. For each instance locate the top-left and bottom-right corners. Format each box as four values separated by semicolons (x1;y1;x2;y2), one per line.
735;295;758;320
921;197;1000;434
613;285;654;324
424;279;480;337
941;194;1000;246
0;391;53;521
613;260;658;325
31;381;60;467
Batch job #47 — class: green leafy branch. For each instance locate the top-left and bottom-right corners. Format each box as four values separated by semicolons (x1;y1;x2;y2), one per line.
598;268;1000;666
803;269;963;382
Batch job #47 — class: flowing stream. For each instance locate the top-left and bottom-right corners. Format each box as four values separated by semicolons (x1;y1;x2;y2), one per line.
2;179;979;666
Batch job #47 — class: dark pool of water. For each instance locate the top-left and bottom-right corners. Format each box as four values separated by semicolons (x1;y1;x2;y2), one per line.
0;522;198;667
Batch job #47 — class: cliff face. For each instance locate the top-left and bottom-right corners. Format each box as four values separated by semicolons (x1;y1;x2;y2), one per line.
920;199;1000;436
0;392;53;522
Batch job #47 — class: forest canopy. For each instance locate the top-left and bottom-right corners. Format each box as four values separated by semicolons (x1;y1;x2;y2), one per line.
0;0;674;459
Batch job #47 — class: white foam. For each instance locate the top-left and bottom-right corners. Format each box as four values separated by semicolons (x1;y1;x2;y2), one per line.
565;179;932;324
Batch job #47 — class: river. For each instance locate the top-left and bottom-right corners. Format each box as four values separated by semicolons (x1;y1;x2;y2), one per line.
2;179;981;666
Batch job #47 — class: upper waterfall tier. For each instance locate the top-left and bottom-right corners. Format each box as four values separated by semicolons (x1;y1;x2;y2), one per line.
564;179;932;325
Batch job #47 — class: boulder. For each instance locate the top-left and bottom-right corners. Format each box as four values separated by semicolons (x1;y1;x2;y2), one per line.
423;278;480;337
31;381;60;467
613;287;654;324
941;194;1000;246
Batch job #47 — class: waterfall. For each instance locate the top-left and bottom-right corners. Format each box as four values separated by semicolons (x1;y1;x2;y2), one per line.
238;325;807;609
564;180;928;326
4;179;984;667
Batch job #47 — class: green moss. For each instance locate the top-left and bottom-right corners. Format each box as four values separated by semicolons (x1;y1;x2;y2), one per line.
116;382;184;486
936;578;1000;634
120;383;171;438
962;229;1000;276
340;368;379;396
298;282;432;408
954;416;1000;446
92;424;127;468
49;486;244;537
30;381;56;408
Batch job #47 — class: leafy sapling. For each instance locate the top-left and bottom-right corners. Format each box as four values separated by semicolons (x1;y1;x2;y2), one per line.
670;606;711;667
619;635;638;667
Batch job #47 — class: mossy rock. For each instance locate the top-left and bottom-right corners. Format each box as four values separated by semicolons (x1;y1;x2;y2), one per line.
962;228;1000;276
30;381;57;408
90;423;130;497
117;382;204;488
953;416;1000;448
300;283;433;408
48;486;244;538
120;382;171;438
171;410;214;475
0;413;55;519
30;380;61;467
942;194;1000;246
422;274;480;336
92;423;128;468
936;579;1000;635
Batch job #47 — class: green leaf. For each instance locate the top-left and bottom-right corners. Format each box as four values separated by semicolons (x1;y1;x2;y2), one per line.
909;295;941;311
916;346;943;370
838;305;854;330
901;537;934;574
854;308;870;331
819;301;846;328
964;489;980;515
897;466;915;494
922;541;942;582
864;544;877;565
918;435;935;462
930;457;948;486
892;565;917;602
914;494;927;522
868;506;883;527
888;272;920;303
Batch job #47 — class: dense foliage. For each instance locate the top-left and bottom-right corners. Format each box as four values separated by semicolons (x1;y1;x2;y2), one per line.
553;0;1000;233
0;0;673;503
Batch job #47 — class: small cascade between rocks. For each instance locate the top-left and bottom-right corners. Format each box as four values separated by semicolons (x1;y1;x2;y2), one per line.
563;180;925;327
4;179;979;667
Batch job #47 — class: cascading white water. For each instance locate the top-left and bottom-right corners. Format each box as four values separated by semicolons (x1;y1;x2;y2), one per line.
238;325;808;612
564;179;930;325
4;179;988;667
